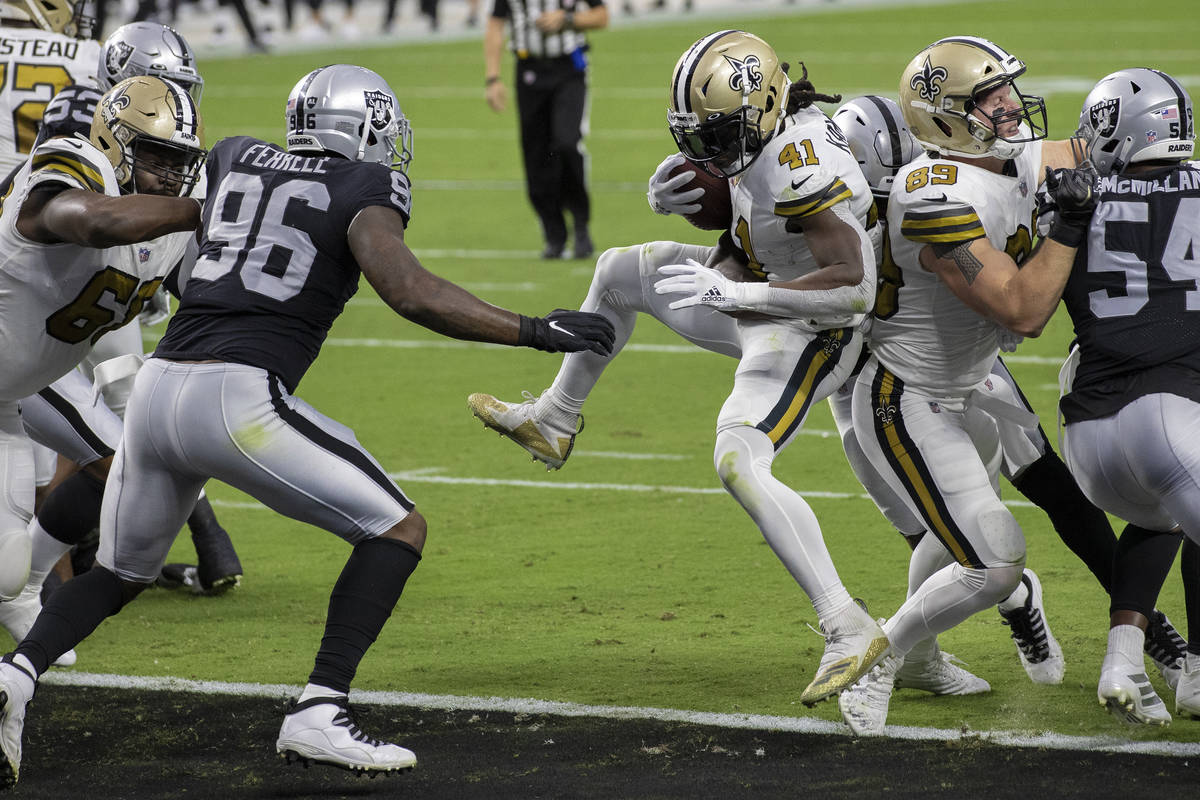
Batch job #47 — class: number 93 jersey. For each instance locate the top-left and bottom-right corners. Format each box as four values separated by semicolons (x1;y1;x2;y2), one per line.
0;136;173;402
0;28;100;174
870;138;1043;396
155;136;414;393
728;105;876;286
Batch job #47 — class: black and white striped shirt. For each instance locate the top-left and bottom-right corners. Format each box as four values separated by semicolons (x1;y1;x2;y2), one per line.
491;0;602;59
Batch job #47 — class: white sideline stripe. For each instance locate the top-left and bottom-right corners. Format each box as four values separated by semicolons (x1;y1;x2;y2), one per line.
38;671;1199;758
573;450;689;460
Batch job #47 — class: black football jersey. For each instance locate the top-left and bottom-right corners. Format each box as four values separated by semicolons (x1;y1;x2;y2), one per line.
155;136;413;391
1060;163;1200;423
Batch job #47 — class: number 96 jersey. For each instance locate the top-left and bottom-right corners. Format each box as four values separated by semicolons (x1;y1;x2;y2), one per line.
870;139;1042;396
0;136;178;402
156;135;414;393
727;105;876;289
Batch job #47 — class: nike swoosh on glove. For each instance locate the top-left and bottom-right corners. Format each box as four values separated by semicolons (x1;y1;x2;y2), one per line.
519;309;616;355
653;259;755;312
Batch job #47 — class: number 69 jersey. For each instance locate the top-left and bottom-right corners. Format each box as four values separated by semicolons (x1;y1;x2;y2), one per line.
155;136;414;393
728;105;877;298
0;136;179;402
870;139;1043;397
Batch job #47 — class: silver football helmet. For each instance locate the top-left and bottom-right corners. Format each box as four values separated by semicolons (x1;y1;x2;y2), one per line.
1076;68;1195;176
832;96;921;202
99;22;204;103
285;64;412;175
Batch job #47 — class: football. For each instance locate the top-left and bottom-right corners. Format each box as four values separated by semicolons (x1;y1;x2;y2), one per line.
668;158;732;231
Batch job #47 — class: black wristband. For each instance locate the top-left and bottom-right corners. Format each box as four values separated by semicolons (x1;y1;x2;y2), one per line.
485;75;501;86
563;10;575;29
517;314;536;347
1047;221;1086;249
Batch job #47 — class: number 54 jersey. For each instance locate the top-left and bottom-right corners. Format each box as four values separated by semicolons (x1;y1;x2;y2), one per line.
0;136;183;402
155;136;414;393
870;140;1043;396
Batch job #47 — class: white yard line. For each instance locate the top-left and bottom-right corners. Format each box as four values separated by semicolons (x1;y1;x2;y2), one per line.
38;670;1199;758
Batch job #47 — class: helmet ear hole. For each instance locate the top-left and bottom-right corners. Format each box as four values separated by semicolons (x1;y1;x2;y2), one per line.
934;118;953;137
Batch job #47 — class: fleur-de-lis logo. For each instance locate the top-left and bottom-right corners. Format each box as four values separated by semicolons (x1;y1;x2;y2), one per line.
909;56;948;103
724;54;763;95
875;403;897;426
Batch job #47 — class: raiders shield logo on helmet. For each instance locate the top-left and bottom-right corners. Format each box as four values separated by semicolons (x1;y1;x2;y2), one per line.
1088;98;1120;138
364;90;393;130
105;40;135;76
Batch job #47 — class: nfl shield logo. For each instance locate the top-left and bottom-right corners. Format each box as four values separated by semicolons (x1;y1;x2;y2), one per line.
138;247;151;263
1147;130;1159;143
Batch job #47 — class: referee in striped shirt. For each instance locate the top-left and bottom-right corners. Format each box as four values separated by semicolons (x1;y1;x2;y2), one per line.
485;0;609;260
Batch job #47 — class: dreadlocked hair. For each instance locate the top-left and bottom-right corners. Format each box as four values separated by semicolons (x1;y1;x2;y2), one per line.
781;62;842;114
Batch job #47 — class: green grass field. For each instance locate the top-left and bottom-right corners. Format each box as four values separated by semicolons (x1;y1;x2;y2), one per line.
19;0;1200;745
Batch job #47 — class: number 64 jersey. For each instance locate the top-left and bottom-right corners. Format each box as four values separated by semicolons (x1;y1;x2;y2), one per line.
155;136;413;393
0;136;185;402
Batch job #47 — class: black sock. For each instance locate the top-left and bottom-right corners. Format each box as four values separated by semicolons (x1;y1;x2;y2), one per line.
187;495;221;539
1110;525;1183;618
37;470;106;546
308;538;421;693
17;567;126;674
1012;451;1116;591
1182;537;1200;657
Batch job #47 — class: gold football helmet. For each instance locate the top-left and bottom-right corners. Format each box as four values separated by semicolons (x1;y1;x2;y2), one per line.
0;0;93;37
90;76;206;196
898;36;1046;160
667;30;789;177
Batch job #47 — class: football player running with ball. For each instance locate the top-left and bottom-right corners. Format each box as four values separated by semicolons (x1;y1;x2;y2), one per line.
470;30;889;707
0;65;614;787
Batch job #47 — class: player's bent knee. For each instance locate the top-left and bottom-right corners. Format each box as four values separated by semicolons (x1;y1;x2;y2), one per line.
975;505;1025;568
381;509;426;553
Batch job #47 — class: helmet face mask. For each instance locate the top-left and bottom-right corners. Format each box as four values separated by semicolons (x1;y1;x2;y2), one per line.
285;64;413;176
99;22;204;104
899;36;1047;160
832;95;922;201
90;76;206;196
1075;67;1195;176
667;30;789;177
1;0;94;37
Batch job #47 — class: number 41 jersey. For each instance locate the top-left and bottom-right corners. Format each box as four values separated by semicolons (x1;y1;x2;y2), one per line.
156;136;414;392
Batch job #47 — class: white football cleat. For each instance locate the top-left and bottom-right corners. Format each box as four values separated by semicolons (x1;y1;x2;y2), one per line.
839;651;903;736
1098;657;1171;726
0;655;36;789
1144;611;1185;692
468;391;580;470
277;695;416;774
0;587;76;668
894;643;991;696
1176;655;1200;720
998;569;1064;685
800;605;889;707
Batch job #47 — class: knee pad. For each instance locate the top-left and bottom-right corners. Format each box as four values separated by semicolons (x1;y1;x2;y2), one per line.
0;528;31;601
975;505;1026;567
713;426;774;493
590;246;644;313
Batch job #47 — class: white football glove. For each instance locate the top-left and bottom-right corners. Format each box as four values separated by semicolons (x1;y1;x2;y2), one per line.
654;259;755;312
138;286;172;326
647;153;704;216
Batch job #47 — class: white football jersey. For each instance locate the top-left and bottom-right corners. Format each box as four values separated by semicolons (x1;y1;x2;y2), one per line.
869;140;1043;396
0;26;100;175
0;136;182;401
729;105;876;283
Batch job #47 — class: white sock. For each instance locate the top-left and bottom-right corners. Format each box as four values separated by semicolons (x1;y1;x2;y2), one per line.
996;573;1029;612
12;653;38;681
297;683;344;703
26;518;72;592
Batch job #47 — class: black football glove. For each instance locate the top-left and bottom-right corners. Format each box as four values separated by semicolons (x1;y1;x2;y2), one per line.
519;309;616;356
1044;165;1099;248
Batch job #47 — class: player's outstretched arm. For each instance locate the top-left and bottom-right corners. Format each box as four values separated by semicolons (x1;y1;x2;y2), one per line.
17;187;200;247
350;206;614;355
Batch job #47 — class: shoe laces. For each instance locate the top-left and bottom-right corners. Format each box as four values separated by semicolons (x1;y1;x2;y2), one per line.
999;601;1050;664
1145;612;1186;667
329;699;383;747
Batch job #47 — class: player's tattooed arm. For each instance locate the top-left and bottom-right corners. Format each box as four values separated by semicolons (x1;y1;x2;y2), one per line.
930;240;985;285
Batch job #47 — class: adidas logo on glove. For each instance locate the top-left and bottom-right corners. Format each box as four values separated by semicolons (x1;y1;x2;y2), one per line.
700;286;726;304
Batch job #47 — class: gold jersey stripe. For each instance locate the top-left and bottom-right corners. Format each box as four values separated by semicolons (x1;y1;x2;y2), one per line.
31;152;106;193
900;209;985;244
774;178;852;218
